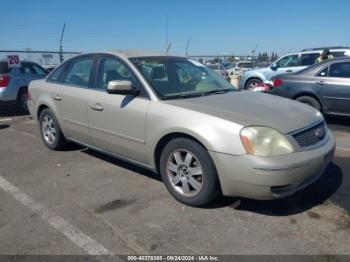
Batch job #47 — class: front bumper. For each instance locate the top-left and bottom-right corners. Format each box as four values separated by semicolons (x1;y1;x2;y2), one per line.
209;132;336;200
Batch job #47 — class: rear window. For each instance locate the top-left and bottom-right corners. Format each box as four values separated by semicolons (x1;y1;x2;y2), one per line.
0;62;9;74
330;51;346;58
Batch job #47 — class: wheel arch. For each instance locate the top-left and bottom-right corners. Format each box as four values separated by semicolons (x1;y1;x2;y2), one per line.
292;92;323;111
17;86;28;99
244;76;264;89
153;132;208;173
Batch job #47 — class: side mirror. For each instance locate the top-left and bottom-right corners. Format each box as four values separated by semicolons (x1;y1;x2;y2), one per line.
270;63;278;70
107;80;140;96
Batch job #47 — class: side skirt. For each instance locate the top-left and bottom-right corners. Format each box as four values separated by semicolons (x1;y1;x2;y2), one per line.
67;138;158;174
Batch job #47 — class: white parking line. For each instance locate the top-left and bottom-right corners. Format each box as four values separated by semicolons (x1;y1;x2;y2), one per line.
0;175;114;256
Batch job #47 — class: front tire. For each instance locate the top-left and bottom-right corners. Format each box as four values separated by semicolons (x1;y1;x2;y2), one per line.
39;108;67;150
295;96;322;111
160;138;220;206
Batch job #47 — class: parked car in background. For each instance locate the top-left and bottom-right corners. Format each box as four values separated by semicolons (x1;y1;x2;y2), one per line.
28;51;335;206
206;63;229;78
42;64;57;73
227;61;253;76
270;57;350;116
240;47;350;90
0;60;48;111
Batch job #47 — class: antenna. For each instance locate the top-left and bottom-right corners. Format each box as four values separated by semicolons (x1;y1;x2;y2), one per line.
166;43;172;55
186;37;191;57
59;23;66;63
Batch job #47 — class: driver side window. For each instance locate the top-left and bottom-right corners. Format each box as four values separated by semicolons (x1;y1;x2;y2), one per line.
276;55;300;68
97;57;148;97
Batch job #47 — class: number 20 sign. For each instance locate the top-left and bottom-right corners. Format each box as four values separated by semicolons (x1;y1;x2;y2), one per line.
7;55;21;68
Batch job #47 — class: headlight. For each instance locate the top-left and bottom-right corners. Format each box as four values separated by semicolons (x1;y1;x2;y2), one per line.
240;126;294;156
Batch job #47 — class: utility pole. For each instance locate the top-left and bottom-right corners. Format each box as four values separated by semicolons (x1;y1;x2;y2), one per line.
59;23;66;63
186;37;191;57
252;44;258;67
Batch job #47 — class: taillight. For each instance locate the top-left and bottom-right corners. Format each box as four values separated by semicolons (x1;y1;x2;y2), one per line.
0;75;10;88
273;78;283;87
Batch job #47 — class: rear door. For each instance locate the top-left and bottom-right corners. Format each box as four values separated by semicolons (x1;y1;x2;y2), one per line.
49;55;97;143
314;61;350;114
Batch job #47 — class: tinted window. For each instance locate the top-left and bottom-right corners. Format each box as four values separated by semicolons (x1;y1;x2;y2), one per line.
48;65;65;82
21;63;35;74
276;55;300;68
329;62;350;78
62;57;94;87
330;51;345;58
32;64;47;75
300;53;320;66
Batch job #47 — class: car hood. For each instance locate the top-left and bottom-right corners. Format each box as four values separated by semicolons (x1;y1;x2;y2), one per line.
165;91;322;134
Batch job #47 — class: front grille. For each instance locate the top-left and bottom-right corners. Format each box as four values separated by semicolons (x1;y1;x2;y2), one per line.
293;122;326;148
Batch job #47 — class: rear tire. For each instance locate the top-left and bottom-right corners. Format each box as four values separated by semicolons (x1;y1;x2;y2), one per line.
39;108;67;150
245;78;262;90
159;138;220;207
295;96;322;111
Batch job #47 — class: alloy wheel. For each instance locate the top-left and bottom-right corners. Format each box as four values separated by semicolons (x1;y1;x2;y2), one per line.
41;115;56;145
166;149;204;197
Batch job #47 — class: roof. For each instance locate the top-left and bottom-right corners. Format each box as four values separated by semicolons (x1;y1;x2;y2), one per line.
107;50;176;58
301;46;350;52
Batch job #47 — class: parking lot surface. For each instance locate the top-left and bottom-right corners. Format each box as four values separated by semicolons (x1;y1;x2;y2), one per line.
0;116;349;255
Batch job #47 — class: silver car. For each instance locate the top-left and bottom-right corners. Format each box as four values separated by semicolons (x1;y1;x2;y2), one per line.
28;51;335;206
0;60;47;111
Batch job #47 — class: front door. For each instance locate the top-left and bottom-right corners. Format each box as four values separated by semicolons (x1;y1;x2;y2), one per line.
87;56;150;164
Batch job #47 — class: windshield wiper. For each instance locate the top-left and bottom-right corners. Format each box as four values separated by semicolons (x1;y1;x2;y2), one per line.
201;88;234;96
161;92;205;100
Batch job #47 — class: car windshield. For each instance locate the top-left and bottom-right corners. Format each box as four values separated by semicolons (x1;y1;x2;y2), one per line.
130;56;235;99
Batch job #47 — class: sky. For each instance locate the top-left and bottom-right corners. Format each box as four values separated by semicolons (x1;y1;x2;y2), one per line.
1;0;350;56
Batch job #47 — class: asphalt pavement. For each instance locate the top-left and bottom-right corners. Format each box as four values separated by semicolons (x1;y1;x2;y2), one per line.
0;116;349;255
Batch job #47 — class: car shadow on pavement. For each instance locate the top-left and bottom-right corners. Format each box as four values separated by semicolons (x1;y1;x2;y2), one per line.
75;144;344;215
326;115;350;128
0;124;10;130
81;148;162;182
229;162;343;216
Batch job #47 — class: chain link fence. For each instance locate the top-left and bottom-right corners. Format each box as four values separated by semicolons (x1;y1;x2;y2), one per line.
0;50;80;122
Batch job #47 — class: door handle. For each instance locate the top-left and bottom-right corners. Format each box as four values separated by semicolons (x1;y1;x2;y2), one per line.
53;95;62;101
90;103;103;111
315;81;326;85
286;70;293;73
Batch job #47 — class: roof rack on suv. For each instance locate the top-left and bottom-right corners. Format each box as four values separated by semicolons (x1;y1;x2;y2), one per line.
301;46;350;52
